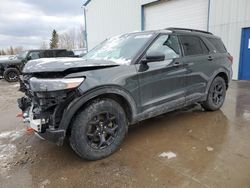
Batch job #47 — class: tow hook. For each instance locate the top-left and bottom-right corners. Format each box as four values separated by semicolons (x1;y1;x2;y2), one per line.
16;113;23;118
26;127;34;134
17;112;34;134
22;111;30;123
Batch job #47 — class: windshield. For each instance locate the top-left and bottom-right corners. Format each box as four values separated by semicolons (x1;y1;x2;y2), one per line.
17;51;28;59
84;33;153;65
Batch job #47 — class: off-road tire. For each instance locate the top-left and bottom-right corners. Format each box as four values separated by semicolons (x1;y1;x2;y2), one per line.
3;68;20;82
202;76;226;111
70;99;128;160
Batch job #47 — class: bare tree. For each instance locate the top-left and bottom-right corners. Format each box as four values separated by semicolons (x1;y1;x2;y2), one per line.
13;46;23;54
1;46;24;55
6;46;14;55
1;50;6;55
77;25;85;48
59;29;75;50
58;26;86;50
40;41;48;49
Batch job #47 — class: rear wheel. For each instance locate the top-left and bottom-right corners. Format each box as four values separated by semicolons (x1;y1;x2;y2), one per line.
202;76;226;111
3;68;20;82
70;99;128;160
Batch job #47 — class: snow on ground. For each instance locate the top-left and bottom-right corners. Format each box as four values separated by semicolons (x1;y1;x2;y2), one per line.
0;129;25;176
159;151;177;159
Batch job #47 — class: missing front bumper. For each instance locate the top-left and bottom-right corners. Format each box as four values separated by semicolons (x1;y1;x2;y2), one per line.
36;129;66;146
18;98;66;146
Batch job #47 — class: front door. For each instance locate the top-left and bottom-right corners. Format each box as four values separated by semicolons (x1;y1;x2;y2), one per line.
239;27;250;80
136;34;186;112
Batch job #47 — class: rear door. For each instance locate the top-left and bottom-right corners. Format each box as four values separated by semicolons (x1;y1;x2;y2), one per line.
179;35;211;102
136;34;186;112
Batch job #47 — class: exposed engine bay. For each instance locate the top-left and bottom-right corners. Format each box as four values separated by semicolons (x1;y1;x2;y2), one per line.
18;74;81;133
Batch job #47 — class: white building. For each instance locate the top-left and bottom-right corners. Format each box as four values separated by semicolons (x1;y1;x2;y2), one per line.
84;0;250;80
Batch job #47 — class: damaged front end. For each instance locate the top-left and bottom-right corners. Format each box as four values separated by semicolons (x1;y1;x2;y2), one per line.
18;74;84;145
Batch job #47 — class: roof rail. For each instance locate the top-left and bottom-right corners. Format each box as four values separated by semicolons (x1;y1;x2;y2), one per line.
166;27;213;35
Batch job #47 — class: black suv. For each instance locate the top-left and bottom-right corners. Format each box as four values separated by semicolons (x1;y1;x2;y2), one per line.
18;28;233;160
0;49;75;82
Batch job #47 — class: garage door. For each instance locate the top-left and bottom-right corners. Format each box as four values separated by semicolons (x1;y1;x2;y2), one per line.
144;0;209;31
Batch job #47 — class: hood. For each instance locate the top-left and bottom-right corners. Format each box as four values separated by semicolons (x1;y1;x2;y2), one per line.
0;55;21;64
22;57;120;73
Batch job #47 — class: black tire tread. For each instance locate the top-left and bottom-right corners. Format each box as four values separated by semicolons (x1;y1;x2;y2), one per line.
3;68;20;82
202;76;226;111
70;98;127;160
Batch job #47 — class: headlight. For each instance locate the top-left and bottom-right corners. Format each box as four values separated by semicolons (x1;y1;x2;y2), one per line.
29;77;85;92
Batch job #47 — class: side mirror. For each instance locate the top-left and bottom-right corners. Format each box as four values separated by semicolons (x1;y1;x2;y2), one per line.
142;51;165;63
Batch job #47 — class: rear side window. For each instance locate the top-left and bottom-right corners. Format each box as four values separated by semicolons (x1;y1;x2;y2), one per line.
180;36;209;56
43;50;54;58
66;51;74;56
54;50;68;57
206;37;227;53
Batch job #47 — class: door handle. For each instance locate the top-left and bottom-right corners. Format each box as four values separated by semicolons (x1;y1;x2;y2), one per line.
208;56;214;61
172;61;181;67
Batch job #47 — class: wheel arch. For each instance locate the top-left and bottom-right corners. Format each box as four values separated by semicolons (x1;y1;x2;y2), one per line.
205;69;230;94
4;66;21;72
216;72;229;89
59;86;138;132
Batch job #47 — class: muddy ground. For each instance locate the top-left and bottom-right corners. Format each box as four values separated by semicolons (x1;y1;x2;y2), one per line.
0;79;250;188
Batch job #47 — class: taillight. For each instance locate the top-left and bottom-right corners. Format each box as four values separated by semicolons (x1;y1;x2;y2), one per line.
228;54;233;64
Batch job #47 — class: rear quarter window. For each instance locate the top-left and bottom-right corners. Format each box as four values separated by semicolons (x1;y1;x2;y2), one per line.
180;35;209;56
206;37;227;53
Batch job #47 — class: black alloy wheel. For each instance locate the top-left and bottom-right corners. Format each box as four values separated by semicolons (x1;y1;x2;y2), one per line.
211;81;224;106
86;112;118;150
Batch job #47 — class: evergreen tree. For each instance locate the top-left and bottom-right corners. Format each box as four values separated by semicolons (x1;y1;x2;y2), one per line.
50;29;59;49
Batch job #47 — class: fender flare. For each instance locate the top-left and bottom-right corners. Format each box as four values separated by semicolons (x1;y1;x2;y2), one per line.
4;65;21;72
59;86;138;131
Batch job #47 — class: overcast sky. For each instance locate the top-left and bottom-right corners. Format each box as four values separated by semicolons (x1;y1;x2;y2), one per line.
0;0;85;49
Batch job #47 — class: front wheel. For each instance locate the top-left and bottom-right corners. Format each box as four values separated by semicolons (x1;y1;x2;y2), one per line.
202;76;227;111
3;68;20;82
70;99;128;160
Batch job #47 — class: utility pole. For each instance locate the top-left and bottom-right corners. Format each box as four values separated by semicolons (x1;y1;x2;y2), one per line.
81;5;88;52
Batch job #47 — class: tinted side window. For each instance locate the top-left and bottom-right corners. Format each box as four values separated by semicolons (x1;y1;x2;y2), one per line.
147;35;181;60
66;51;74;56
43;50;54;58
180;36;209;56
54;50;68;57
28;52;40;60
206;38;227;53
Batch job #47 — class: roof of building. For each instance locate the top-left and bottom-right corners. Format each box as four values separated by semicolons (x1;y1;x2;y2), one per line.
83;0;91;6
